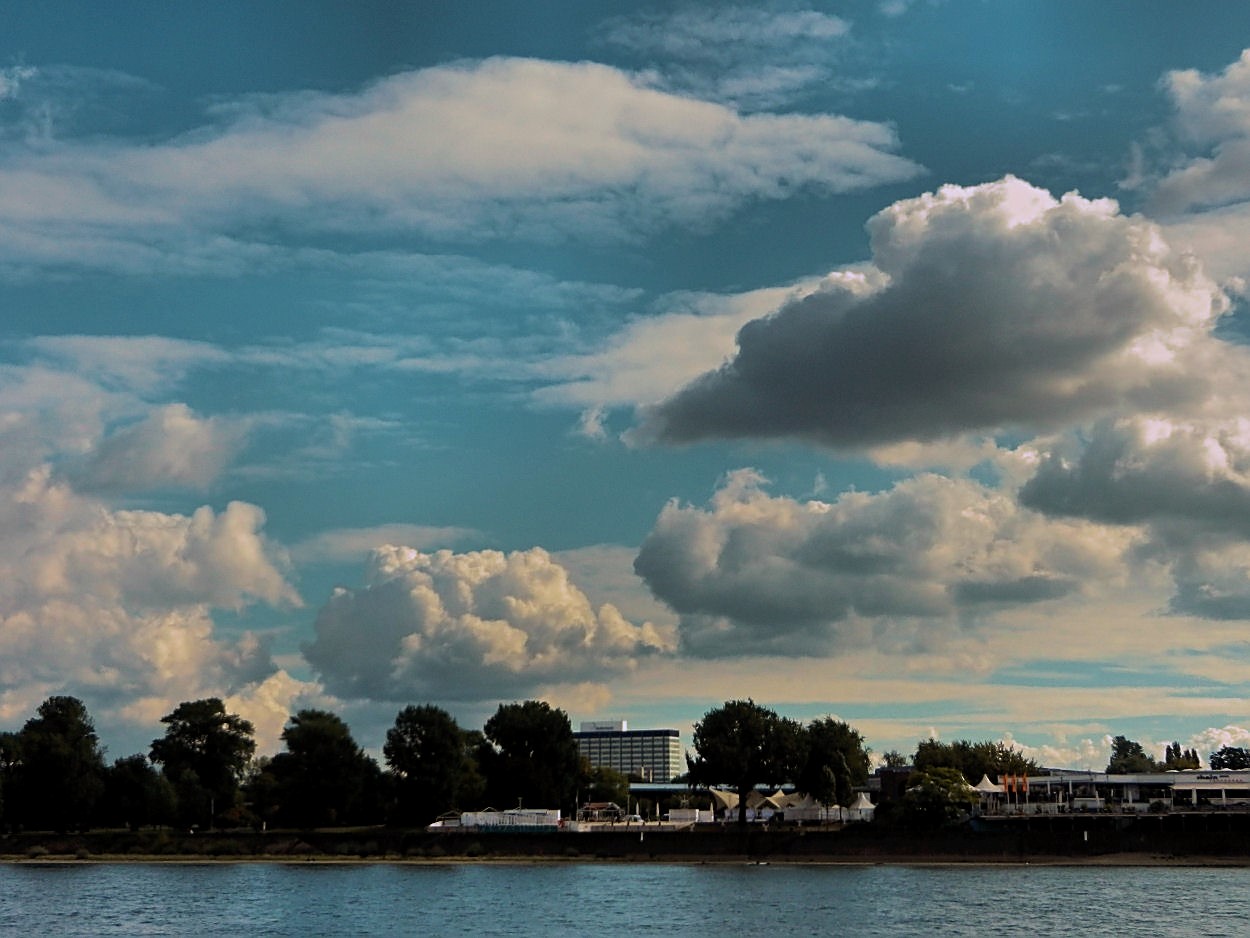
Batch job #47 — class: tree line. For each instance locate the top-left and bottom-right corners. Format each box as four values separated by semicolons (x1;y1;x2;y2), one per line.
0;696;601;833
1;694;1244;834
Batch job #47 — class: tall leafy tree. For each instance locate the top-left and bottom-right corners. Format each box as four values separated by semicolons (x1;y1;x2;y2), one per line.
265;709;383;828
480;700;582;811
1211;746;1250;770
384;704;483;825
11;696;107;831
798;718;871;807
687;699;802;826
1105;735;1160;774
1162;741;1200;770
150;698;255;827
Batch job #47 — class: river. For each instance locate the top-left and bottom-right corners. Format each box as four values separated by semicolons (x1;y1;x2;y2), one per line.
2;861;1245;936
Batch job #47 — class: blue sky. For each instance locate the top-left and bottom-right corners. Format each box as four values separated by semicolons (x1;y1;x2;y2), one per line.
6;0;1250;770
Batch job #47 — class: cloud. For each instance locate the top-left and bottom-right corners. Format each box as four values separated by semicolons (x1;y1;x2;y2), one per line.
1021;417;1250;535
1151;50;1250;215
0;468;301;746
601;8;849;62
0;57;921;271
304;545;675;701
597;8;852;108
13;470;299;612
70;403;248;492
633;468;1129;657
1020;416;1250;619
533;278;838;412
24;334;228;394
291;524;480;565
1190;724;1250;758
1135;48;1250;284
637;176;1228;449
224;671;337;756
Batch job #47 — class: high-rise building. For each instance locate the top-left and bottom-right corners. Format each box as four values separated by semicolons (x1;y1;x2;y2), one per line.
574;720;684;782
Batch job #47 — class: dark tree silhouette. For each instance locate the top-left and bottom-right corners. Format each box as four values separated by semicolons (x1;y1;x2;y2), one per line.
687;699;802;826
150;698;255;827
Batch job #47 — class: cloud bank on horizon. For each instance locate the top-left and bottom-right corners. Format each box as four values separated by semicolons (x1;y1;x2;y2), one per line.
4;2;1250;769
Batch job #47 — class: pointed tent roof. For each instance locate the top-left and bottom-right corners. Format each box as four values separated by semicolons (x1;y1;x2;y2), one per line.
849;792;875;810
745;790;784;810
708;789;739;811
974;774;1004;793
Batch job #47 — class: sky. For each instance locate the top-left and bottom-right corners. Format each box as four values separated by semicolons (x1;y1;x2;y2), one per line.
6;0;1250;771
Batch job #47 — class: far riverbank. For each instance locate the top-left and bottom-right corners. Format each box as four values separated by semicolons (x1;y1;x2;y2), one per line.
7;812;1250;865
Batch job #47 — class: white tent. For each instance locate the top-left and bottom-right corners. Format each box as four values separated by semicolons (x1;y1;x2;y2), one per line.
845;792;875;821
974;774;1004;794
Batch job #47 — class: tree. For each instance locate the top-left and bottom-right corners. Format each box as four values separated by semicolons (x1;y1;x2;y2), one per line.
384;705;483;826
1162;741;1200;770
583;765;631;810
480;701;582;812
1105;735;1160;774
102;755;176;830
150;698;255;827
797;718;871;808
687;699;802;826
0;731;19;829
913;738;1039;783
881;750;908;769
1211;746;1250;770
900;767;977;829
264;709;383;828
10;696;107;831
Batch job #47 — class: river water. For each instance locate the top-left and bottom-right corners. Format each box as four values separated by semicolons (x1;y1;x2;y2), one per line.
1;861;1246;936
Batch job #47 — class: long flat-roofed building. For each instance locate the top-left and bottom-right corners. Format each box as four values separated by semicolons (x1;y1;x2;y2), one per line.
574;720;684;782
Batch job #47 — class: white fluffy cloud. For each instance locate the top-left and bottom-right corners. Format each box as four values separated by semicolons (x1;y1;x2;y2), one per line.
634;468;1130;657
1137;48;1250;284
1152;50;1250;215
0;58;920;271
305;545;675;701
0;467;302;743
638;176;1228;448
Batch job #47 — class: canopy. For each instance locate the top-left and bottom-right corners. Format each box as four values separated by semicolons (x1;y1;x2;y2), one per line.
974;774;1004;794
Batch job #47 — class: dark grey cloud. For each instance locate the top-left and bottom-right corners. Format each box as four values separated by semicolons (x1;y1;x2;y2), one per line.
1021;417;1250;536
637;177;1226;450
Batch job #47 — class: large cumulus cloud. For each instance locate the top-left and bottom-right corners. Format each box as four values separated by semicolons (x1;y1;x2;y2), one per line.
637;176;1227;448
0;468;302;726
304;545;674;701
634;469;1128;657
